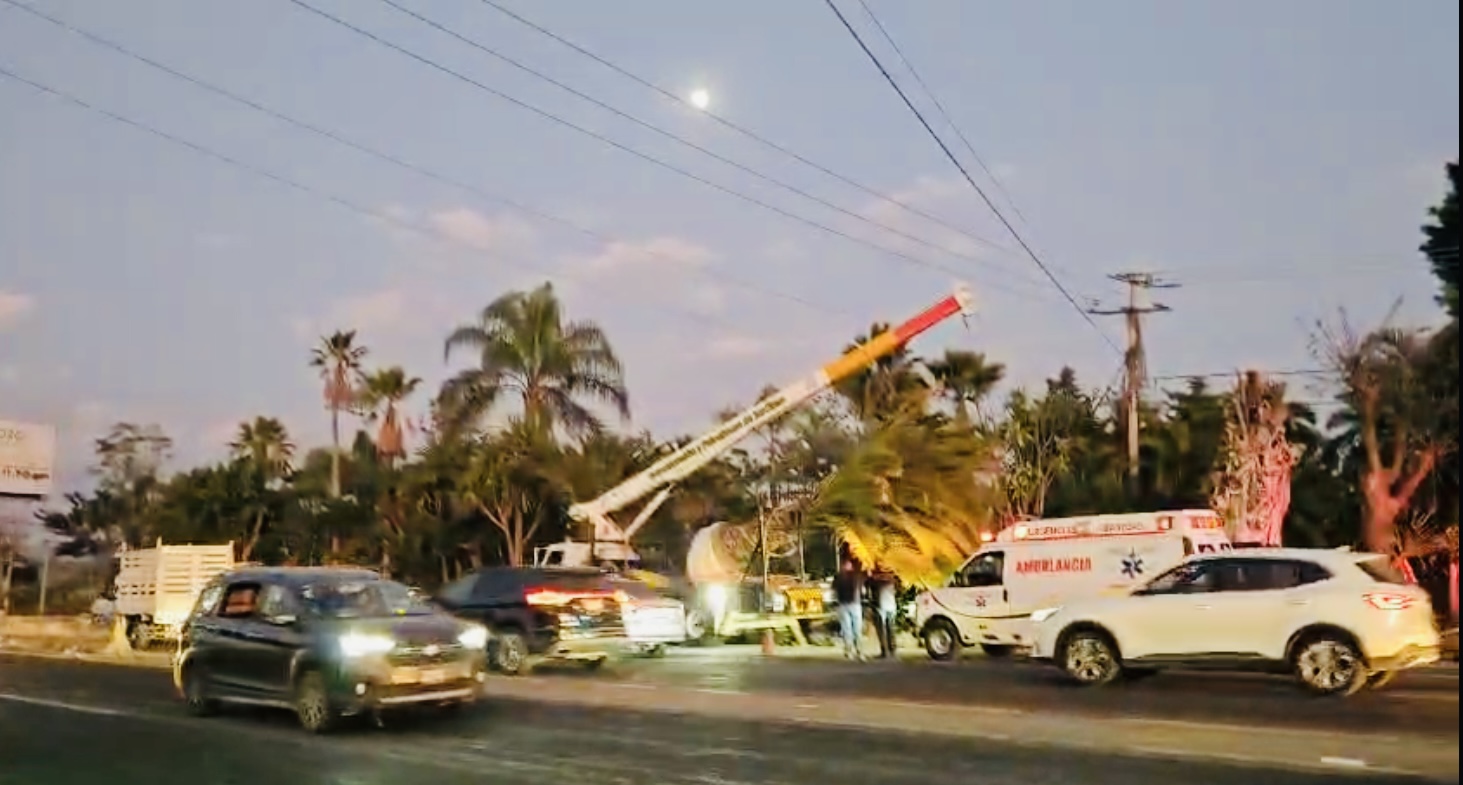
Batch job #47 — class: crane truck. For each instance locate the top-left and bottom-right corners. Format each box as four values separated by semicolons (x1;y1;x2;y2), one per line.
533;284;976;643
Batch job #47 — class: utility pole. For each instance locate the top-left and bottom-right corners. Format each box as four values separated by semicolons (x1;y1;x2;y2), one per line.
1088;273;1177;488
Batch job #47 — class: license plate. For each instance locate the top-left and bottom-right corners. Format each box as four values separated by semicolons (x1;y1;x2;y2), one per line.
581;599;605;612
390;667;421;685
421;668;447;685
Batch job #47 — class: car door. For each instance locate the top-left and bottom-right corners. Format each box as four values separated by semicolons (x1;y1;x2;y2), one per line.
1114;560;1223;658
251;581;308;697
207;580;269;694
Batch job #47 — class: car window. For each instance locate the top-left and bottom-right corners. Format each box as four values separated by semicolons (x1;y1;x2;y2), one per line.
218;581;262;619
954;552;1004;588
257;583;301;619
1356;556;1410;585
303;579;434;618
193;581;226;618
1230;559;1331;591
436;574;480;607
1140;562;1216;595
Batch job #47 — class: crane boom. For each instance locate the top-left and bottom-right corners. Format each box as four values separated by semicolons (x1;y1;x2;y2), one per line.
568;284;975;543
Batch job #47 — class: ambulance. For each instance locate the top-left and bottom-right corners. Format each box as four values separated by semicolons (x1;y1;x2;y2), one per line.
914;509;1232;660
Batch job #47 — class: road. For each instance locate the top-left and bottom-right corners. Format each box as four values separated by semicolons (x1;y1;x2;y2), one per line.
0;653;1455;785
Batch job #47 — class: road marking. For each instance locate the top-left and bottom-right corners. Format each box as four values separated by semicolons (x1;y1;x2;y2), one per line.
607;682;657;691
0;692;128;717
1321;757;1369;769
694;688;749;696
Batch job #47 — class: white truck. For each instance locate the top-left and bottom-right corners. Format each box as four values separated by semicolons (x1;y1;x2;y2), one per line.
915;509;1233;660
112;540;234;648
534;285;976;643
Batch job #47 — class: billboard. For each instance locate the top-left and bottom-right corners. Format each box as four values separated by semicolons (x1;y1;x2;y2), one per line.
0;420;56;497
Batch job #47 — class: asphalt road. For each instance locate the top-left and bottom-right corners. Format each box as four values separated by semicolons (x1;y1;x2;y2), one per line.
0;654;1453;785
583;646;1461;740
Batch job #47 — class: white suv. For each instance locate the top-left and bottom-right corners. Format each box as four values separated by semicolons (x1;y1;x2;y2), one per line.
1029;549;1442;696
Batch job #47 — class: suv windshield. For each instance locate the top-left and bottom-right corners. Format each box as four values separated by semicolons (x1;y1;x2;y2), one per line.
303;579;434;619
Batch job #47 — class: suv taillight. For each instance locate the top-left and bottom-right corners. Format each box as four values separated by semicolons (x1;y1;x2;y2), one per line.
1363;591;1416;611
526;588;618;607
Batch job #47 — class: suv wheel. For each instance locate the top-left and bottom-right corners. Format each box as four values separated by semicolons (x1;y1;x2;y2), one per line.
294;671;338;733
492;631;529;676
923;619;962;662
1293;635;1367;696
182;665;218;717
1060;630;1123;686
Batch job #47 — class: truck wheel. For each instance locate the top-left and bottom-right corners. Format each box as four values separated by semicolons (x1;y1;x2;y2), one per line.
491;631;529;676
294;671;338;734
1292;634;1367;696
127;620;152;651
923;619;963;662
1059;629;1123;686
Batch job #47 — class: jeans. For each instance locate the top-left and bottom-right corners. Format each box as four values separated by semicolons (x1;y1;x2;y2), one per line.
837;603;863;657
875;609;897;657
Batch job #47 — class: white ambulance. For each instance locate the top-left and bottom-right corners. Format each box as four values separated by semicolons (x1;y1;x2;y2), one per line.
915;509;1232;660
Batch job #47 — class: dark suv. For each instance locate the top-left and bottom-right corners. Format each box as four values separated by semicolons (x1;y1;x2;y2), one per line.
174;567;489;733
435;567;630;675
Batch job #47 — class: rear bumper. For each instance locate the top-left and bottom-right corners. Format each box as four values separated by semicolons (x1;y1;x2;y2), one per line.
1372;643;1442;672
541;634;633;660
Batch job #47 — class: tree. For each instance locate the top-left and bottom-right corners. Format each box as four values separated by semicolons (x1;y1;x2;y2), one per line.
927;348;1005;425
1320;320;1453;554
441;282;630;439
229;416;295;483
309;330;367;500
90;423;173;546
457;423;562;567
1421;161;1459;320
358;366;423;467
1210;372;1296;546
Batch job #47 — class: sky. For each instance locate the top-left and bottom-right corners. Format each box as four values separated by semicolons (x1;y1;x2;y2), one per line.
0;0;1458;496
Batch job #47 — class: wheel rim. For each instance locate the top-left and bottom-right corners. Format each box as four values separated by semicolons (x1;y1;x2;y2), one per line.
1298;640;1361;690
927;627;953;656
1066;637;1114;682
685;613;706;639
297;680;329;728
500;639;524;672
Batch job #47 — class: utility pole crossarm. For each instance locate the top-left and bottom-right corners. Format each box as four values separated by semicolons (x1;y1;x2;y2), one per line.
1087;271;1178;484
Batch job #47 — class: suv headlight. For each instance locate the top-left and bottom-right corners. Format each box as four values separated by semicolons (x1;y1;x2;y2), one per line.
1029;607;1062;624
339;633;395;657
457;624;489;650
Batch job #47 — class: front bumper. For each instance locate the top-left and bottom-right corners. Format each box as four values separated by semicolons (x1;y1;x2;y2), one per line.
332;653;488;713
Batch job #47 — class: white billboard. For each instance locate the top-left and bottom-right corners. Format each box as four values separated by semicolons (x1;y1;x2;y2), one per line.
0;420;56;497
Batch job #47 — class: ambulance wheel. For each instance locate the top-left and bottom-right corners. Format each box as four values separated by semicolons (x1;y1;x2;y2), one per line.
923;619;963;662
980;644;1016;658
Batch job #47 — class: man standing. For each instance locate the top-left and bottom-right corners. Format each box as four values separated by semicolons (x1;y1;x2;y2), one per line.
871;569;899;659
833;558;865;661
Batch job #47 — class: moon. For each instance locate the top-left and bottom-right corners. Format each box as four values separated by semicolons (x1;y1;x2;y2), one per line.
689;88;711;111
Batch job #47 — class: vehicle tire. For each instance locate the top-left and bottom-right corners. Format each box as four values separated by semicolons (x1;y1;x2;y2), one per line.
1367;670;1399;690
182;664;219;717
684;609;712;642
491;631;529;676
1291;634;1368;697
923;619;963;662
294;671;338;734
980;643;1016;658
1059;629;1123;687
127;620;152;651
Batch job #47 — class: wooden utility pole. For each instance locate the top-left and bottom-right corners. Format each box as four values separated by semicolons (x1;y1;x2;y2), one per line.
1088;273;1177;487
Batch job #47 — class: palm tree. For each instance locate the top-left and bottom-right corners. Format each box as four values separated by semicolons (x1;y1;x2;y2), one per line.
228;416;295;483
310;330;368;499
441;282;630;439
928;349;1005;425
358;366;424;467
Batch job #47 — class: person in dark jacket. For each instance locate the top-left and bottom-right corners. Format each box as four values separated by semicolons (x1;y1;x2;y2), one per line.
869;569;900;659
832;558;866;661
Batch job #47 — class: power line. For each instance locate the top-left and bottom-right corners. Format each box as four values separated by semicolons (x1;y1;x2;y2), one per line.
1151;369;1330;382
472;0;1021;259
284;0;1055;302
822;0;1120;354
0;0;843;319
378;0;1043;290
0;63;762;335
850;0;1029;228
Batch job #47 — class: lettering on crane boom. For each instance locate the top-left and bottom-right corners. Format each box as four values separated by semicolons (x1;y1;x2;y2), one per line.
646;393;788;482
1015;556;1093;575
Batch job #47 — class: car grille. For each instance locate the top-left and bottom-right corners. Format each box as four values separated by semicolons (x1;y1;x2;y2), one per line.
388;641;466;667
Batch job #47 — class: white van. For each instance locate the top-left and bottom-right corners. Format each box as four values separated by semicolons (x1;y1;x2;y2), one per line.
915;510;1232;660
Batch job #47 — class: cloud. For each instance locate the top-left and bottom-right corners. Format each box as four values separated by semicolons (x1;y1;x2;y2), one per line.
573;236;715;276
426;207;536;253
291;287;410;341
0;289;36;329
